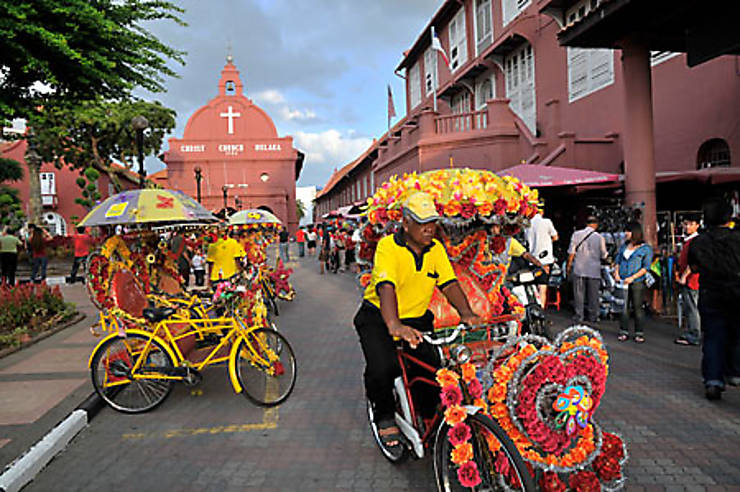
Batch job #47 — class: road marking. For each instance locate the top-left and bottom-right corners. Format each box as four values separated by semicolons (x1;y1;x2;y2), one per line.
122;407;278;440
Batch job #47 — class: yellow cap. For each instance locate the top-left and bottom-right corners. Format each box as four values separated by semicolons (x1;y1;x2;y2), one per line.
403;192;440;223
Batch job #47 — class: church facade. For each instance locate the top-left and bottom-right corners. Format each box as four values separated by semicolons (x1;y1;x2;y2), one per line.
161;57;304;232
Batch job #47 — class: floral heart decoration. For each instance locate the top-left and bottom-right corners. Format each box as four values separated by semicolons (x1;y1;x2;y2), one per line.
485;326;624;479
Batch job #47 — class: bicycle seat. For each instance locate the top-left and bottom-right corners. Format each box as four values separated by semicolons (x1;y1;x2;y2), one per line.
142;307;176;323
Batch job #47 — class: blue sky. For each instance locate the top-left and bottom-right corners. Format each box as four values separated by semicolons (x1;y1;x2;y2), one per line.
142;0;437;188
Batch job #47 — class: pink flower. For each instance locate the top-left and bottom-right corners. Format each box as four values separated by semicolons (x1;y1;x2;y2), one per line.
441;384;463;408
457;461;482;488
447;422;472;446
467;378;483;398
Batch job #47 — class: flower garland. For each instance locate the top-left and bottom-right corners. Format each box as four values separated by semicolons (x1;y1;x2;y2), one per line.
365;168;538;226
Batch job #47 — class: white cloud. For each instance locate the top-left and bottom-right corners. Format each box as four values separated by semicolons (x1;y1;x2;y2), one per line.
253;89;285;104
279;107;317;121
294;129;373;186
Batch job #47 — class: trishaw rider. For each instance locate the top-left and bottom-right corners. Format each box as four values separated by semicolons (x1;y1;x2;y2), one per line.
353;192;482;458
206;229;246;288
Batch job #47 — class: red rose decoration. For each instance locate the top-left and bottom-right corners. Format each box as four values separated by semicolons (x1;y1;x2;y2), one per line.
461;203;477;219
435;202;446;215
493;199;507;215
569;470;601;492
593;453;622;482
457;461;482;488
601;432;625;460
491;236;506;254
441;384;463;408
447;422;472;446
467;378;483;398
539;471;566;492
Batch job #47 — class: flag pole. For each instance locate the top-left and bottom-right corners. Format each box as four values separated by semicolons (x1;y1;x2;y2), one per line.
431;26;438;113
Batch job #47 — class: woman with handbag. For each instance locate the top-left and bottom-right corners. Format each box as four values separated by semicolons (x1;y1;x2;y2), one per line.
613;222;653;343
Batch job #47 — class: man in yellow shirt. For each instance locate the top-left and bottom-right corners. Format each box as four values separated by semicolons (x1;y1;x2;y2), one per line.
206;230;246;287
354;192;482;457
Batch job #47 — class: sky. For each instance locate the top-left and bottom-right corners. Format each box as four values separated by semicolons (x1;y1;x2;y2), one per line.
139;0;439;189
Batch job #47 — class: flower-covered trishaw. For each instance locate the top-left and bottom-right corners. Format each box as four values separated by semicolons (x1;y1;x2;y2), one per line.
81;189;297;413
228;209;296;318
358;169;627;491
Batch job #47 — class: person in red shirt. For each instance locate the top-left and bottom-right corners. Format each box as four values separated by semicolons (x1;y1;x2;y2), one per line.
296;227;306;257
29;224;52;283
69;226;94;284
675;215;701;345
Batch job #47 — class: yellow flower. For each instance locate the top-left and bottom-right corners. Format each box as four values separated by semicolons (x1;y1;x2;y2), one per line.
444;405;467;426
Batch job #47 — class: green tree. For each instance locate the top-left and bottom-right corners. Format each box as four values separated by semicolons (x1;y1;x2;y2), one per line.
29;98;177;206
296;199;306;221
0;157;24;227
0;0;186;122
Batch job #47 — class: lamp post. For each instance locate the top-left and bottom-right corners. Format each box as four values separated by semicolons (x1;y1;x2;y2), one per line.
131;115;149;189
235;196;242;210
194;166;203;203
221;184;231;210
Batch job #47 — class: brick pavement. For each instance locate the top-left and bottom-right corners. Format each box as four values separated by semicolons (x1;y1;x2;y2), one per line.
11;246;740;491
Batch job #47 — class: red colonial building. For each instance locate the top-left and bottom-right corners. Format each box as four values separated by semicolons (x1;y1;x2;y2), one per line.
315;0;739;238
0;139;139;235
160;56;304;232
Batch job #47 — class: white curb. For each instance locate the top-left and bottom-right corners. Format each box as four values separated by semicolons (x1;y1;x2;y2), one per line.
0;409;87;492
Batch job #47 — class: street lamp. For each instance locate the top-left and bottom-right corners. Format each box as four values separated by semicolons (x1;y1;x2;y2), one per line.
194;166;203;203
131;115;149;189
221;184;233;210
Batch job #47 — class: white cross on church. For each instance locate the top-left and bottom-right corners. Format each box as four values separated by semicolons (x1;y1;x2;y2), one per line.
219;105;241;135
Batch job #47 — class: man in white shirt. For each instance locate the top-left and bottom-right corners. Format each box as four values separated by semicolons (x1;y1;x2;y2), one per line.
526;207;559;308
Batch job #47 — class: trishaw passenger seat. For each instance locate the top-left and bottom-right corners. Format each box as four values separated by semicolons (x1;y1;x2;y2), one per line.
142;307;176;323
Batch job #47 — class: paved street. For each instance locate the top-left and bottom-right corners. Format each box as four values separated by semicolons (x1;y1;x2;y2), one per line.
7;249;740;491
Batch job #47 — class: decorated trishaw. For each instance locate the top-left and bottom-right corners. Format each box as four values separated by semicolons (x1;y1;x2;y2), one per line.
80;189;297;413
358;169;627;491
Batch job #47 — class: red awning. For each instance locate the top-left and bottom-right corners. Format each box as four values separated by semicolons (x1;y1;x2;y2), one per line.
499;164;619;187
656;167;740;185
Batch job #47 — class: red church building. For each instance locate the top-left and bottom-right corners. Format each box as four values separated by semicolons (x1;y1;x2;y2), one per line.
160;56;304;232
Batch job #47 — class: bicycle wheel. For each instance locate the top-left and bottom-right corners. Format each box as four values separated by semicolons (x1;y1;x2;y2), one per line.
434;412;535;491
90;333;175;414
235;328;296;406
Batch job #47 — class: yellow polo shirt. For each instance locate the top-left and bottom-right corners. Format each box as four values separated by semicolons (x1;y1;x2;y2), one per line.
364;232;457;319
206;237;246;281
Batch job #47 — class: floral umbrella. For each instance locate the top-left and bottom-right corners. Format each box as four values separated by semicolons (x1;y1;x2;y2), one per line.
364;168;539;227
78;189;218;226
228;209;282;226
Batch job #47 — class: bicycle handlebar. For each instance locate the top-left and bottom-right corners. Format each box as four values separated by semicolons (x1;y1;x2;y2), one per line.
422;324;466;345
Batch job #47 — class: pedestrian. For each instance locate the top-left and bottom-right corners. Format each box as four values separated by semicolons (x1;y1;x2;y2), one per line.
307;228;317;256
613;222;653;343
29;224;52;283
319;227;331;274
69;226;93;284
169;229;192;288
566;215;607;324
296;227;306;257
278;226;290;263
675;215;701;346
687;197;740;400
526;203;559;308
0;226;23;286
335;226;346;272
191;248;206;287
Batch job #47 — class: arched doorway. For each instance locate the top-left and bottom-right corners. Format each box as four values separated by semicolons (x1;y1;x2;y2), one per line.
697;138;731;169
257;205;275;214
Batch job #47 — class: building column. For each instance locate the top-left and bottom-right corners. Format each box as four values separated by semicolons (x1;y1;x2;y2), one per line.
621;39;657;246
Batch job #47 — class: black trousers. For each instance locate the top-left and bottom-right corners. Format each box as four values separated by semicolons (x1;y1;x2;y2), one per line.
69;255;87;283
0;252;17;286
354;302;440;423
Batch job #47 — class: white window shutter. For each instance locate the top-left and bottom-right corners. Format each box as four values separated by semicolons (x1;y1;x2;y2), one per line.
589;49;614;89
568;48;589;101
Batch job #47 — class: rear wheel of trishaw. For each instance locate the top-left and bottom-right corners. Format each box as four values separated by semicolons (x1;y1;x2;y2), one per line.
90;333;175;413
434;412;535;491
235;328;296;406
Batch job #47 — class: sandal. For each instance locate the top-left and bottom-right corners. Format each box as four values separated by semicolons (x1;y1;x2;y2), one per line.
674;337;691;346
377;419;403;449
634;335;645;343
617;334;629;342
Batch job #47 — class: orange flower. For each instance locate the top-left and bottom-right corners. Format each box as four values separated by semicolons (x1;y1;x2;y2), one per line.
451;442;474;465
444;405;467;426
473;398;488;413
485;432;502;453
477;202;493;216
488;383;506;402
444;202;462;216
461;362;476;383
436;368;460;387
386;209;402;221
359;273;371;287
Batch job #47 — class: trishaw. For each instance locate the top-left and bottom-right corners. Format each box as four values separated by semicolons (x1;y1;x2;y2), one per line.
80;189;297;413
358;169;628;491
